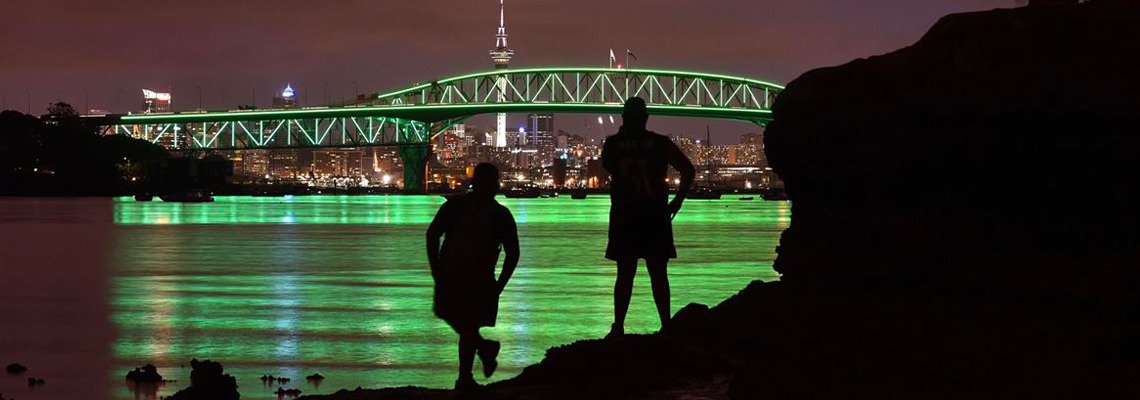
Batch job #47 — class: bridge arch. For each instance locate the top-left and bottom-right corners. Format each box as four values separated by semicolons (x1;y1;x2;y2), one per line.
365;67;782;127
98;67;782;192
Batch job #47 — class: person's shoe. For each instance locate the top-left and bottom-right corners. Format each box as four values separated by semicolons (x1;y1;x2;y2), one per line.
455;374;481;393
477;340;500;378
605;323;625;339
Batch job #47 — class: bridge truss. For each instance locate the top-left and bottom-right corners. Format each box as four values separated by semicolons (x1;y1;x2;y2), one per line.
108;116;432;150
101;67;782;150
95;67;782;192
370;67;781;121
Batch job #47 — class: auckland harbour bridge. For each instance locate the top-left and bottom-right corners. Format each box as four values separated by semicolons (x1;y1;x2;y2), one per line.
88;2;783;192
91;67;784;192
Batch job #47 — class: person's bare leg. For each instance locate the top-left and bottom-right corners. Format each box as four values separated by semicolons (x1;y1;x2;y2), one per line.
646;258;671;329
611;259;638;336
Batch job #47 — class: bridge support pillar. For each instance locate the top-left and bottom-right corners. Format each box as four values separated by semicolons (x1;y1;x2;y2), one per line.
399;144;431;194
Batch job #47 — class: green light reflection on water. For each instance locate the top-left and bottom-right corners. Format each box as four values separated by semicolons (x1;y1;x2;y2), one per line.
110;195;789;399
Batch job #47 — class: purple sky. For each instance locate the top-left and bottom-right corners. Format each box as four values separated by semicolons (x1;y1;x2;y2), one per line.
0;0;1014;141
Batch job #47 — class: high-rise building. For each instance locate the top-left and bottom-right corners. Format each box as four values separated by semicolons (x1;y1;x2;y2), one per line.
232;149;270;178
527;113;555;163
739;131;767;166
141;89;171;113
669;134;699;163
272;84;298;109
436;123;468;165
311;148;364;177
366;147;403;184
269;149;301;179
488;0;514;148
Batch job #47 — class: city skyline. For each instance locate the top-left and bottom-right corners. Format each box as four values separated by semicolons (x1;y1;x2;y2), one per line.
0;0;1013;142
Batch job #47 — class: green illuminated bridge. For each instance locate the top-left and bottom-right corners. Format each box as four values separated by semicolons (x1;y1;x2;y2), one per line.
96;67;783;191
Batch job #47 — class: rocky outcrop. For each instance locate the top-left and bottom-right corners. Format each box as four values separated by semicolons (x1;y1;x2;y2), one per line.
125;364;164;384
753;0;1140;397
4;363;26;375
167;359;239;400
766;0;1140;301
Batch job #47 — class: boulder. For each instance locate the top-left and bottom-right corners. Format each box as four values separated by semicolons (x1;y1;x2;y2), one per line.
167;359;239;400
125;364;163;384
747;1;1140;397
4;363;26;375
765;0;1140;307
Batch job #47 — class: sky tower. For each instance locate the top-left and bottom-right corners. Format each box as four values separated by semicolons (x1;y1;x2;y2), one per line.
489;0;514;148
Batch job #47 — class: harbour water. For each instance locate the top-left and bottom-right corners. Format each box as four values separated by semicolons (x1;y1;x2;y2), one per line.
0;195;788;399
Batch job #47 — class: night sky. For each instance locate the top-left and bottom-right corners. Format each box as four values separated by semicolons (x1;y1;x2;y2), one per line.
1;0;1014;141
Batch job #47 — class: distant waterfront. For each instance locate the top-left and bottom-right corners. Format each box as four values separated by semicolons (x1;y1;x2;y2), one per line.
0;195;788;400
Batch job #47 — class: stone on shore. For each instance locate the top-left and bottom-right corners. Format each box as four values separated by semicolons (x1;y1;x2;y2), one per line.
167;358;239;400
125;364;164;384
4;363;26;375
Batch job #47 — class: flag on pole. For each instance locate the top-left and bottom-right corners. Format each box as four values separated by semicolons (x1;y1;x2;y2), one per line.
609;49;617;68
626;49;638;61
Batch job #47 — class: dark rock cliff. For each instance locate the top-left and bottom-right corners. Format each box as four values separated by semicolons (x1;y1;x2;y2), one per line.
766;0;1140;303
749;1;1140;397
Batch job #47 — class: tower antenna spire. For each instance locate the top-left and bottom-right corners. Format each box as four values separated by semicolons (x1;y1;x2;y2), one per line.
493;0;511;51
489;0;515;147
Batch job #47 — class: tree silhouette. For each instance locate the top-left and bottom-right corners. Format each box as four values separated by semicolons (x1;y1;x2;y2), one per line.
47;102;78;119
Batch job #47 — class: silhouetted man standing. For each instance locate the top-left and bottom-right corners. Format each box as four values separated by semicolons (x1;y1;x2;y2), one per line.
426;163;519;392
601;97;695;337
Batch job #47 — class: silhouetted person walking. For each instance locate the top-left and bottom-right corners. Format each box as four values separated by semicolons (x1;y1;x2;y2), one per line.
601;97;695;337
426;163;520;392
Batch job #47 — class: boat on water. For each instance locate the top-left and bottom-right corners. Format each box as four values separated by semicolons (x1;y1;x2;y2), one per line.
570;190;588;200
160;191;215;203
134;194;154;202
739;196;755;201
503;187;542;199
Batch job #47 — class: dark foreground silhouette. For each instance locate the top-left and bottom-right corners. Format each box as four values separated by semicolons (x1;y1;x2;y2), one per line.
427;163;519;392
167;359;238;400
305;1;1140;398
601;97;696;337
